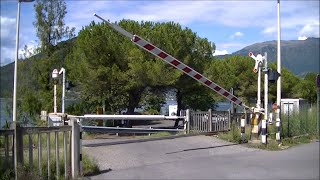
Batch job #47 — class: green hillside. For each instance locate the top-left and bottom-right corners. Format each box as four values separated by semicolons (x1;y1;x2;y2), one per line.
0;63;13;97
0;38;75;97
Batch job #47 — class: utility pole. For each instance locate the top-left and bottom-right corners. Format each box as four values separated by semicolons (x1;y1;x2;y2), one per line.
317;74;320;134
13;1;35;179
276;0;282;144
230;88;234;114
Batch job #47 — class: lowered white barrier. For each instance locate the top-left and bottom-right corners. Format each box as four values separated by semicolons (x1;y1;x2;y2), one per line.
82;114;185;120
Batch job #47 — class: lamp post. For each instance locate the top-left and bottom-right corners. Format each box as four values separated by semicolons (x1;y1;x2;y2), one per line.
52;69;59;114
276;0;282;144
13;1;34;179
59;67;66;114
13;0;36;123
317;74;320;134
13;0;21;126
13;3;21;179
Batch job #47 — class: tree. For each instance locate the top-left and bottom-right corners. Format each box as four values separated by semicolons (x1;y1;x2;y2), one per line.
148;22;216;124
66;20;180;120
204;55;257;107
33;0;75;55
267;63;301;103
140;87;166;115
293;72;317;104
204;58;306;110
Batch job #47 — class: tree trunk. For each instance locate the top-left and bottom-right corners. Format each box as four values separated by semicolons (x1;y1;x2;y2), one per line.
126;88;144;128
174;89;183;127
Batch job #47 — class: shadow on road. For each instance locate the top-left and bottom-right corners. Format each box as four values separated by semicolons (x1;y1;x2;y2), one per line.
84;168;112;178
166;143;239;154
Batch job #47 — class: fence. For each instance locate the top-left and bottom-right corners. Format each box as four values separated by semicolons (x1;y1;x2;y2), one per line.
0;125;72;179
188;109;231;133
231;112;252;126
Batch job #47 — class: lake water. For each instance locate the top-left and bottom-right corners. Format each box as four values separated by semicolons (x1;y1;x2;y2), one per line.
0;98;12;128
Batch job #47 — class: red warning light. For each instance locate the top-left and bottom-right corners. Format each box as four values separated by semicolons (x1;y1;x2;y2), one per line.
253;68;258;73
248;52;253;57
272;103;277;111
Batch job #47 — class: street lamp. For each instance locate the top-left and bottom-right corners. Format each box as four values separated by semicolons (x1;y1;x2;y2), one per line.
13;0;35;123
13;1;34;180
52;69;59;114
276;0;282;144
59;67;66;114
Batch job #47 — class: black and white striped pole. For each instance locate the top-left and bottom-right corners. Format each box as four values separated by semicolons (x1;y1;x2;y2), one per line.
276;119;281;143
79;121;83;175
261;119;267;144
262;52;268;144
241;117;246;143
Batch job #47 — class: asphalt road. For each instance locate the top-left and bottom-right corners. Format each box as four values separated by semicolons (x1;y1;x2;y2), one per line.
83;136;319;179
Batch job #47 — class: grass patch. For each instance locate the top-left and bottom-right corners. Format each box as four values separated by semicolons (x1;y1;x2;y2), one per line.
0;152;100;180
0;130;100;179
82;154;100;176
149;131;172;137
138;131;176;139
279;106;318;139
217;107;319;151
246;134;317;151
217;122;251;144
246;139;282;151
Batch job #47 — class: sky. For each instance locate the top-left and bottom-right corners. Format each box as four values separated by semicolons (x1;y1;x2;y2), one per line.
1;0;319;66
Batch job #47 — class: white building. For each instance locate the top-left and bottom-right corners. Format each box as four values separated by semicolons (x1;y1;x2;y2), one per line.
280;98;309;114
168;105;178;116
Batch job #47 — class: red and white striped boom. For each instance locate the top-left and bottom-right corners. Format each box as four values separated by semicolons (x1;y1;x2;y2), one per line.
94;14;249;109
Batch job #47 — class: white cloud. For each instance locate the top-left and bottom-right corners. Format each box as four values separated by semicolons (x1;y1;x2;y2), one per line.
298;21;320;38
1;16;39;65
65;1;277;29
216;41;255;54
298;36;307;41
213;50;228;56
65;1;124;34
0;47;14;66
1;16;16;65
18;40;38;59
261;1;319;39
234;32;243;36
262;27;277;35
2;0;318;65
64;0;318;43
1;16;15;38
117;1;275;27
72;1;318;41
219;42;246;49
230;32;243;39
